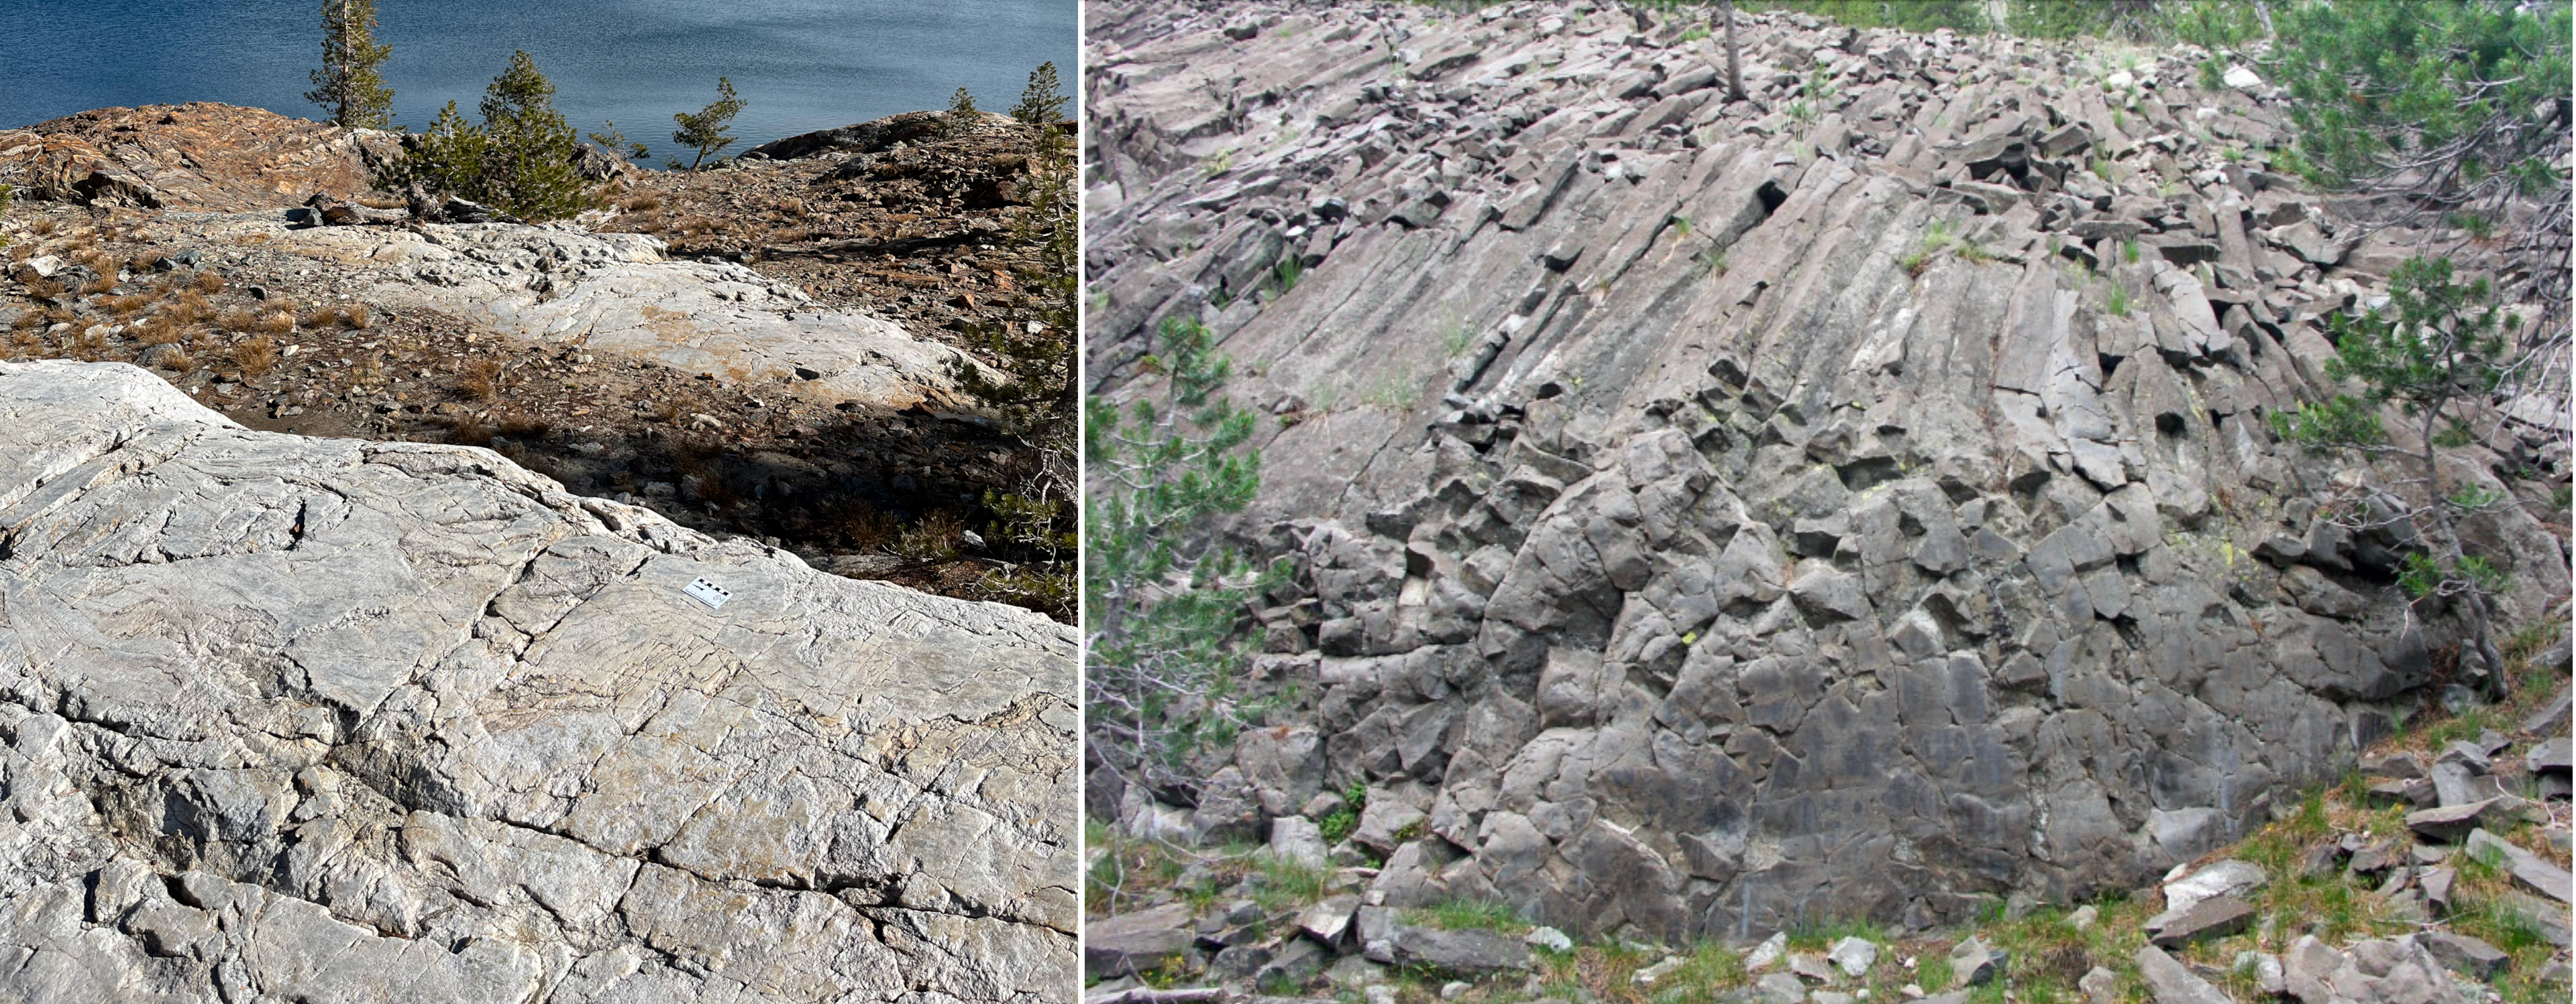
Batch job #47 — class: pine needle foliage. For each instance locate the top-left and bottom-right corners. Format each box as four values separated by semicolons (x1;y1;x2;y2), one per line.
670;76;747;171
1010;62;1068;124
945;87;981;137
2260;0;2571;348
375;51;595;222
2271;256;2523;691
949;115;1079;618
306;0;396;129
1087;316;1277;789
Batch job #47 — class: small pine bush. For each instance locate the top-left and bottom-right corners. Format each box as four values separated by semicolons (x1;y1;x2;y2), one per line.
376;50;595;222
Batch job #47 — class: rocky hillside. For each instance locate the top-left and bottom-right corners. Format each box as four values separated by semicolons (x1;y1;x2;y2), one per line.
0;360;1076;1002
1085;0;2570;965
1;103;1072;616
1086;660;2570;1004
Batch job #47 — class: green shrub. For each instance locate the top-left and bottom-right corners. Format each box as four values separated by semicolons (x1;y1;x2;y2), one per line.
376;50;595;222
669;77;746;170
1010;62;1068;124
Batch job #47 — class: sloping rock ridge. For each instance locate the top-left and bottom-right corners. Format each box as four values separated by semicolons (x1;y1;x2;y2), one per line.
0;361;1076;1001
0;103;402;212
1085;1;2572;943
191;211;989;408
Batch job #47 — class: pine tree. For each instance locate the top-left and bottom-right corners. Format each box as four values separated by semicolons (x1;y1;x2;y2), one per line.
474;51;593;221
376;100;488;197
948;113;1078;616
670;77;747;171
372;52;593;222
945;87;980;137
305;0;396;129
1085;315;1277;794
1009;62;1067;125
2271;256;2524;695
588;121;651;163
2262;0;2571;354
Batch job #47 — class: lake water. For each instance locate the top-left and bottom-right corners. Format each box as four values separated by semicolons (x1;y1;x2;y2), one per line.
0;0;1077;164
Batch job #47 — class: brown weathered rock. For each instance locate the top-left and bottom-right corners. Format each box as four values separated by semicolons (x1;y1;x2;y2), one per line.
0;103;400;211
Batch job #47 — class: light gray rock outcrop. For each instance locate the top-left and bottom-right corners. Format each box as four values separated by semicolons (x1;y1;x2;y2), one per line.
0;361;1077;1002
174;211;989;410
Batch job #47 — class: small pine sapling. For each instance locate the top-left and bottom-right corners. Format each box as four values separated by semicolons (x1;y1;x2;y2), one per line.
669;77;747;171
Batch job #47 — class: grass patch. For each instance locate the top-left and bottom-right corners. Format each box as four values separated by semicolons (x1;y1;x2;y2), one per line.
1415;898;1527;934
1250;854;1333;913
1441;317;1477;359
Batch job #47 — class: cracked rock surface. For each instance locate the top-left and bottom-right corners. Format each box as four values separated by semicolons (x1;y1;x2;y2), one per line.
186;211;989;411
1084;0;2571;945
0;361;1077;1002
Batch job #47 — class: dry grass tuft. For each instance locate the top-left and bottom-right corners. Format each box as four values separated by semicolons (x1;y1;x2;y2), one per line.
131;315;181;345
193;270;223;294
841;505;898;551
170;290;213;325
254;311;294;335
216;306;257;332
233;335;278;376
462;358;504;400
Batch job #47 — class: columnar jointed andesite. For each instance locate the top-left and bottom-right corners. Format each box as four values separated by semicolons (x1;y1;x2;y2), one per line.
1085;0;2571;947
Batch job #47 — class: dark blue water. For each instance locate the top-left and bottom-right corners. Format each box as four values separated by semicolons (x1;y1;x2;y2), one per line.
0;1;1076;164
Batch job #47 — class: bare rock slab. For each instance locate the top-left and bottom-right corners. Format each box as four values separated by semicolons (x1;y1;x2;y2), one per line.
2465;828;2575;905
1088;903;1200;979
2133;944;2231;1004
1388;925;1533;976
2146;895;2255;950
0;361;1077;1003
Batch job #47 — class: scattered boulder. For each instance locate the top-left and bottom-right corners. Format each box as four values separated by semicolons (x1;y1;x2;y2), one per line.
2163;859;2267;913
1949;937;2006;988
1829;936;1880;977
2146;896;2255;950
2406;800;2500;842
2134;944;2232;1004
2419;931;2510;980
2465;828;2574;905
1387;925;1533;977
1089;903;1201;977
